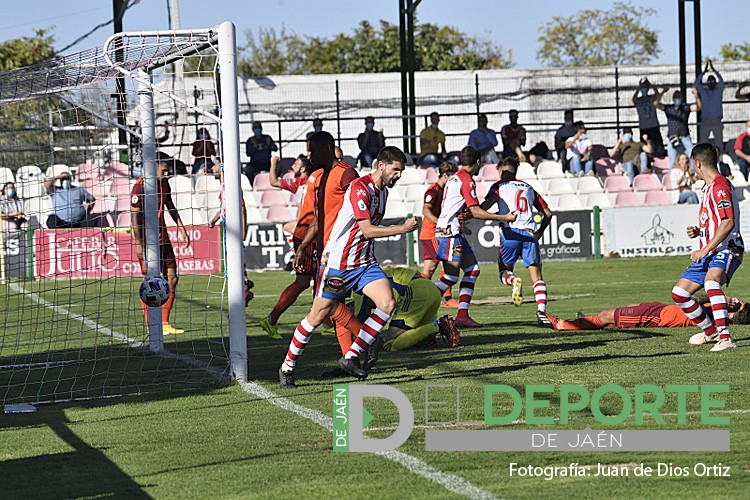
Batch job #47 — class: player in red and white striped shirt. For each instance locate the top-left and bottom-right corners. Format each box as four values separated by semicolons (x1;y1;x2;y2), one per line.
481;157;553;326
278;146;418;387
672;143;744;351
434;146;517;328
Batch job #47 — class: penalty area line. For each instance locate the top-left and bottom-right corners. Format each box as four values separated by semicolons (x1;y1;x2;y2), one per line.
13;283;498;499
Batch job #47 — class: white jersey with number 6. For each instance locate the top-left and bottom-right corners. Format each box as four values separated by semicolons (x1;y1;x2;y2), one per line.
486;180;549;231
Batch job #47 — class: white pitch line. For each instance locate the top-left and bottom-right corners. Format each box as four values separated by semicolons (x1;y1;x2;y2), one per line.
239;381;498;500
13;283;498;500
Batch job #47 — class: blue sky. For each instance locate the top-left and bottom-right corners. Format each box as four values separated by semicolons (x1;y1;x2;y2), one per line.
1;0;747;68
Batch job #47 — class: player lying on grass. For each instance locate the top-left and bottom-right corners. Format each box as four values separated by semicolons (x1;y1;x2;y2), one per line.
320;267;461;377
545;295;750;331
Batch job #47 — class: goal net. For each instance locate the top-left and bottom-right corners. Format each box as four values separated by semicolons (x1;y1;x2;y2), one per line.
0;22;247;405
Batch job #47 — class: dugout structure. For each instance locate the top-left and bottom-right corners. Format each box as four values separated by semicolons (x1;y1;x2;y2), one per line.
0;22;247;405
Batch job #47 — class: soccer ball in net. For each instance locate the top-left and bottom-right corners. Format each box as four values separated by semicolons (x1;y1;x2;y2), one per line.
139;276;171;307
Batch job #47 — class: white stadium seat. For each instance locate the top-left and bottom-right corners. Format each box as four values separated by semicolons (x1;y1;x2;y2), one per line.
398;168;423;186
517;162;536;180
536;161;565;179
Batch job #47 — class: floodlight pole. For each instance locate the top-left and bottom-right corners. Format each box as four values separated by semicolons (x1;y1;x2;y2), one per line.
677;0;702;136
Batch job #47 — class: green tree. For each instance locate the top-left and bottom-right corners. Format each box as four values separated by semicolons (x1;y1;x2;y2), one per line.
0;29;56;71
237;20;512;77
537;2;660;67
720;42;750;62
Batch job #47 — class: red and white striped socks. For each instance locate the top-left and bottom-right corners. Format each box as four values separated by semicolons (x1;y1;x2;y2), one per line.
345;308;392;359
533;280;547;312
500;271;515;286
282;317;316;372
705;280;731;340
457;264;480;319
672;286;717;337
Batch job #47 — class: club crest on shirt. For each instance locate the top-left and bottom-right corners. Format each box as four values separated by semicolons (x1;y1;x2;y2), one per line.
699;210;709;224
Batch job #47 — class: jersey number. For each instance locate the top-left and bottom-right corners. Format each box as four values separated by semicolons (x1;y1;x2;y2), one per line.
515;191;529;213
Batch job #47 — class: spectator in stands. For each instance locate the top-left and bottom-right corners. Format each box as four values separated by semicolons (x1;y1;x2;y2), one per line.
653;87;702;170
554;109;577;171
419;111;447;168
609;127;653;185
191;127;216;175
525;141;551;167
736;82;750;101
500;109;527;162
734;119;750;181
44;170;96;228
335;146;345;163
633;78;665;157
130;120;171;165
468;113;499;164
670;153;699;204
695;60;725;149
244;121;278;184
0;182;25;230
306;118;324;140
357;116;386;168
565;122;594;177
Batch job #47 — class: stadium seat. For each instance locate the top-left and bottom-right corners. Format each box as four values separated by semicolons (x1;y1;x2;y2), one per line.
267;205;294;222
644;190;672;206
651;156;670;176
517;162;536;180
172;191;195;211
614;191;641;207
195;175;221;193
398;167;423;186
575;176;604;194
594;158;619;177
632;174;661;192
239;173;252;192
547;177;575;195
113;212;132;228
108;176;133;196
603;176;632;193
384;200;410;219
105;162;129;178
692;179;705;191
169;175;193;195
260;190;290;207
247;206;265;224
16;165;43;182
411;196;424;216
0;167;14;185
661;174;674;190
476;181;491;200
424;168;439;184
479;164;499;181
525;179;546;196
536;161;565;179
46;164;70;180
389;185;406;202
584;192;612;209
732;174;750;189
404;184;425;202
555;194;584;211
76;163;98;183
17;179;46;199
24;196;53;228
253;172;272;191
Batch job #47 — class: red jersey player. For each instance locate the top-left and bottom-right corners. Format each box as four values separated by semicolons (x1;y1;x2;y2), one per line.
434;146;517;328
671;143;744;351
131;161;191;335
481;157;553;326
258;155;313;339
278;146;418;388
420;161;458;307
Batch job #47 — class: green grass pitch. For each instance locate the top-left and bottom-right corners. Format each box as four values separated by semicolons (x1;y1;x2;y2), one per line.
1;256;749;498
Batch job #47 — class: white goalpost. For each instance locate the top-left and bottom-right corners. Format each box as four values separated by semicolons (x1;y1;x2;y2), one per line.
0;22;247;405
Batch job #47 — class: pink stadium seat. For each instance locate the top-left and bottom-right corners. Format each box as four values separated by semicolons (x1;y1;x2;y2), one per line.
661;174;674;190
266;205;293;222
644;190;672;206
108;176;132;196
260;190;289;207
282;171;295;181
614;191;642;207
595;158;620;178
475;181;490;200
652;156;670;176
479;164;499;181
424;168;439;184
105;162;129;177
632;174;661;192
76;163;98;182
603;175;632;193
253;172;272;191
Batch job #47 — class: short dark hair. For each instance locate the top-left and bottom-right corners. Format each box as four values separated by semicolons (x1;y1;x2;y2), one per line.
509;109;519;115
691;142;718;167
377;146;407;165
500;156;520;172
574;121;586;131
733;305;750;325
460;146;481;166
564;109;574;116
438;161;458;176
297;155;313;175
623;127;633;133
252;121;262;128
430;111;439;118
307;131;335;150
365;116;375;123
